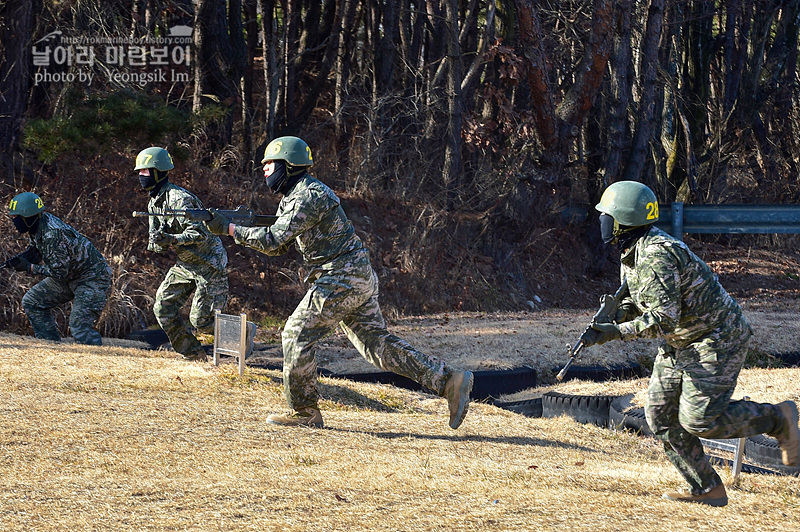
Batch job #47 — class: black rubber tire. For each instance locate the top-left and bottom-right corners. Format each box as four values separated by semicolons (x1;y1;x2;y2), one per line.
471;366;537;400
541;391;618;426
493;398;543;418
326;371;427;392
706;455;781;476
323;366;537;401
608;394;652;436
552;362;645;383
744;435;800;476
772;351;800;368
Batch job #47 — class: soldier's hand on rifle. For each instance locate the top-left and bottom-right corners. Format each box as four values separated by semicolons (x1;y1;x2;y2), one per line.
589;322;621;345
8;255;32;273
204;209;231;236
615;301;639;323
151;231;176;247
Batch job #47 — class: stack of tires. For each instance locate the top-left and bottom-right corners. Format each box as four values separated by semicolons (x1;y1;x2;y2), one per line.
503;391;800;477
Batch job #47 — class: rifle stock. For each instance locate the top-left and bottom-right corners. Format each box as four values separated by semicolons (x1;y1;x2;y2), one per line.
556;278;629;381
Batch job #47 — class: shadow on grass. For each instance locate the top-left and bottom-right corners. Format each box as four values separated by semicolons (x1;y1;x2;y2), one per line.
324;425;596;451
318;381;404;413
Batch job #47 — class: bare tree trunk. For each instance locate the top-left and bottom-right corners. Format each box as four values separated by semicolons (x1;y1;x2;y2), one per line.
193;0;243;148
259;0;277;140
227;0;249;168
684;1;714;152
722;0;743;118
291;0;344;130
516;0;613;163
242;0;259;171
0;0;34;182
603;0;633;186
283;0;301;130
442;0;464;210
515;0;558;153
622;0;665;183
334;0;358;174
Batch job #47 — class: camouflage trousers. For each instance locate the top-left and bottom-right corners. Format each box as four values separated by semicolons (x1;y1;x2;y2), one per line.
646;326;783;493
154;263;228;357
282;266;451;411
22;266;111;345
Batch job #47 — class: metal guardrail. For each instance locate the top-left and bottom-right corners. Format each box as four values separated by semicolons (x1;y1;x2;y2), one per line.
655;202;800;240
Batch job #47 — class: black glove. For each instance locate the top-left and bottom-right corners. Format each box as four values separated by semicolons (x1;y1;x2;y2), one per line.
204;209;231;236
151;231;176;247
20;245;42;264
8;255;32;273
590;322;622;345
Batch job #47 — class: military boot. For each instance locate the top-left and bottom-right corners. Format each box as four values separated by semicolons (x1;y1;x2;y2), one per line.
444;370;473;429
267;407;324;428
182;349;208;362
773;401;800;466
662;484;728;507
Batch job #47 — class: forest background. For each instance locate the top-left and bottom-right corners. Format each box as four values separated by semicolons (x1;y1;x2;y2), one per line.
1;0;800;340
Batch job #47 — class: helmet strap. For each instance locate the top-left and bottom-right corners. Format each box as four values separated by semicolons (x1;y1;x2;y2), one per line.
617;224;651;251
266;161;306;194
13;213;41;234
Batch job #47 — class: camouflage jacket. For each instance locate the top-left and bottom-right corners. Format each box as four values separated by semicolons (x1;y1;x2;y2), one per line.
233;173;370;280
147;182;227;272
617;226;750;348
29;212;110;282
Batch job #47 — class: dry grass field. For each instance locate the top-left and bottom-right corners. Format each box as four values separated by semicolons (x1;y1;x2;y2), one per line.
0;324;798;532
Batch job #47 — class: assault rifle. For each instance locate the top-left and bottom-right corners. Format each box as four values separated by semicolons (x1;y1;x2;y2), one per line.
132;205;277;227
556;278;629;381
2;245;42;269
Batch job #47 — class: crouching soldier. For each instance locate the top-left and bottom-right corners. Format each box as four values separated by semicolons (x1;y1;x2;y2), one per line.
7;192;111;345
134;146;240;362
586;180;800;507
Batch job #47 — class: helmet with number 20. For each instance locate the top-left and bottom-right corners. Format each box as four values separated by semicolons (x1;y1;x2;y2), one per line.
261;136;313;167
595;181;659;228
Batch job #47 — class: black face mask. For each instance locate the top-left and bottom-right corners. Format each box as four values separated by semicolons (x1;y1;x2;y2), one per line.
266;161;305;195
13;214;41;234
139;169;169;197
599;214;616;244
139;172;157;190
266;160;288;193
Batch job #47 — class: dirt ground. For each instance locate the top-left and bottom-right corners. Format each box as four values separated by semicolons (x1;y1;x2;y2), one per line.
247;235;800;384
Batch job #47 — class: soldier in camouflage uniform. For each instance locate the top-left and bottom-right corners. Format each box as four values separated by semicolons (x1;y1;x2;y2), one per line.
203;136;473;429
7;192;111;345
585;181;800;507
135;147;229;362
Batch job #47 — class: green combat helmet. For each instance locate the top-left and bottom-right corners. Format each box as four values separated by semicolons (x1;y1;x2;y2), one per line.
134;147;175;171
9;192;45;217
261;136;313;167
596;180;659;228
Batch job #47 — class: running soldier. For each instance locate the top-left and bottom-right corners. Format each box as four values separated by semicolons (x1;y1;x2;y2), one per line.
135;146;233;362
586;180;800;507
203;136;473;429
7;192;111;345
